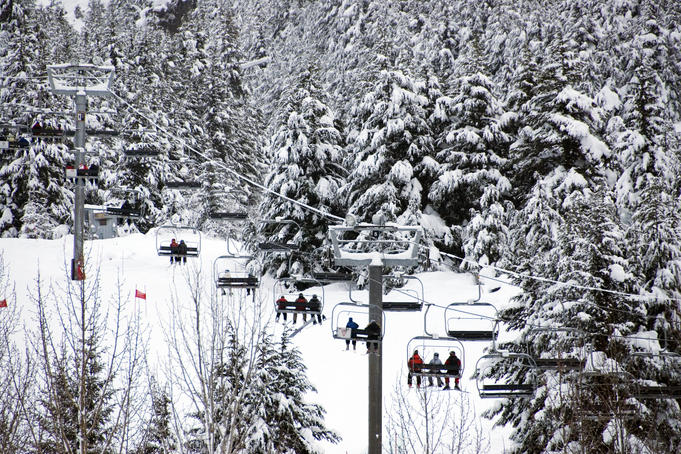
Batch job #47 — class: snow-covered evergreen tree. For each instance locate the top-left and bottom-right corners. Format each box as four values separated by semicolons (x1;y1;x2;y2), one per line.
256;76;345;276
343;69;432;226
247;333;338;453
428;72;510;263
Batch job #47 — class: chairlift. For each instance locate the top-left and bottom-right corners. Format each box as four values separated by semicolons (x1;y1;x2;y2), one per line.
312;271;353;283
628;351;681;400
475;351;537;398
381;274;424;311
331;302;386;345
273;277;325;323
65;164;100;185
123;145;160;157
155;225;201;258
0;136;31;150
577;370;639;420
258;219;301;252
526;327;585;371
165;180;202;189
30;120;65;139
406;336;465;386
445;301;500;343
213;255;258;290
210;211;248;221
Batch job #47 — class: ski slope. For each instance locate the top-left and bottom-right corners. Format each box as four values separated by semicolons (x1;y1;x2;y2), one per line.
1;231;522;453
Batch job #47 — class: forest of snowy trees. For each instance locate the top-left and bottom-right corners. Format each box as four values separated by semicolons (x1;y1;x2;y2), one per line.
2;0;681;452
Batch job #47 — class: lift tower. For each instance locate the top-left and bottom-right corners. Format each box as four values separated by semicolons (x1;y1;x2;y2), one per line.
47;63;114;280
330;216;422;454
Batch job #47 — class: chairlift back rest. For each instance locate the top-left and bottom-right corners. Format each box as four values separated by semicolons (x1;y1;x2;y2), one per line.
447;330;497;340
382;301;421;311
217;276;259;288
633;385;681;399
158;245;199;256
533;358;584;370
410;364;461;376
276;301;322;313
258;242;300;251
106;207;141;217
312;272;352;282
335;327;381;341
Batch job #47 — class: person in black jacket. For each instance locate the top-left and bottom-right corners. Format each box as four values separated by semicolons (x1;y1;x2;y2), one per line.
309;294;322;324
177;239;188;264
365;320;381;353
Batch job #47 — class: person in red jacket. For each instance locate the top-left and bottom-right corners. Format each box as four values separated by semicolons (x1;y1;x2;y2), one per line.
275;295;288;322
443;351;461;390
407;350;424;388
293;293;307;324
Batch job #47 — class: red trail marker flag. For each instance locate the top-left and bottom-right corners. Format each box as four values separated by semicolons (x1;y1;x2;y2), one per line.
0;299;7;308
135;290;146;300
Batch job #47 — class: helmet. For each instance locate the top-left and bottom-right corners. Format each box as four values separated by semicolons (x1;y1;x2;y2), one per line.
450;351;457;356
299;293;304;297
313;294;317;298
414;349;419;355
434;353;439;357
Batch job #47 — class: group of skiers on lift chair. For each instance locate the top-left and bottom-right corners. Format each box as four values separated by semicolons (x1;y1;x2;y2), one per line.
344;317;381;353
408;350;461;390
275;293;323;324
169;238;188;264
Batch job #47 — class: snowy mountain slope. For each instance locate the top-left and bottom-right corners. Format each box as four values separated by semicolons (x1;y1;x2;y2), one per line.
1;231;521;453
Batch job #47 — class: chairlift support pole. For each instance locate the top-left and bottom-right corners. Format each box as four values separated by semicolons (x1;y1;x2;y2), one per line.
47;63;114;280
329;222;422;454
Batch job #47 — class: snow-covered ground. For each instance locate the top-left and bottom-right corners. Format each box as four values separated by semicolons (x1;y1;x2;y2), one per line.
1;231;522;453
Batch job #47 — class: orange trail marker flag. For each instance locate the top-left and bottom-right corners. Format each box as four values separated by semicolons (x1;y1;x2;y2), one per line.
0;299;7;308
135;290;146;300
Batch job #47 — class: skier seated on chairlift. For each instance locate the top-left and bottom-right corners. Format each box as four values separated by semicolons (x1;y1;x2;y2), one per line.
407;349;423;388
428;352;445;387
309;294;322;324
293;293;307;324
345;317;359;350
443;351;461;390
365;320;381;353
275;295;288;322
169;238;179;264
177;239;188;264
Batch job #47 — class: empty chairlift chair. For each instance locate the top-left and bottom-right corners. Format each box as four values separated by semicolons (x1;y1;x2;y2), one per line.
526;327;586;372
213;255;259;290
381;274;424;312
628;351;681;400
445;301;500;342
475;351;537;398
257;219;301;252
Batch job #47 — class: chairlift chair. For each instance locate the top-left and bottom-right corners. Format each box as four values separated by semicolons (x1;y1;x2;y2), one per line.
213;255;259;289
312;271;353;283
0;136;31;150
210;211;248;221
381;274;424;311
165;180;202;189
328;223;423;267
257;219;301;252
331;302;386;344
577;370;639;420
445;301;500;343
475;351;537;398
155;225;201;258
273;276;325;321
628;351;681;400
526;327;586;371
406;336;465;384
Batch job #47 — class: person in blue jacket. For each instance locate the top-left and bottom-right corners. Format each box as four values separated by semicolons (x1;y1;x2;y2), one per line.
345;317;359;350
